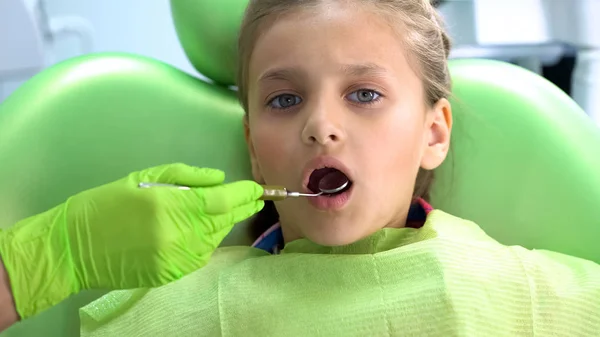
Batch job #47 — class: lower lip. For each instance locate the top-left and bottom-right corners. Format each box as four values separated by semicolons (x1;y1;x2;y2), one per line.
308;185;353;210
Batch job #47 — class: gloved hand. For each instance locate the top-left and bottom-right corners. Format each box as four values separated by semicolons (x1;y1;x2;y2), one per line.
0;163;264;319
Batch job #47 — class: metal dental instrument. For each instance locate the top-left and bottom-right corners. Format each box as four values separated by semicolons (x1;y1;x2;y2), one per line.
137;174;350;201
261;178;349;201
138;182;191;190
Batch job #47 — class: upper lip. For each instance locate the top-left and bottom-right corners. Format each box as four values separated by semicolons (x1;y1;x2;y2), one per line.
301;156;354;193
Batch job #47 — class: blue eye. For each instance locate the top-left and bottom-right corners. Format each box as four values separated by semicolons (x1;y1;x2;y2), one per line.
347;89;381;104
268;94;302;109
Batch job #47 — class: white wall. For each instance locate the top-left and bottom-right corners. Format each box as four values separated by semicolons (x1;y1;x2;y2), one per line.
1;0;200;101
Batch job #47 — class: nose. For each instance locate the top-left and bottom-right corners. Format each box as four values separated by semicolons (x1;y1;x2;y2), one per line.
301;99;346;146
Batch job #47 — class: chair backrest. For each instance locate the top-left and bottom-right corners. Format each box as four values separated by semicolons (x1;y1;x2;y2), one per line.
432;59;600;263
1;1;599;337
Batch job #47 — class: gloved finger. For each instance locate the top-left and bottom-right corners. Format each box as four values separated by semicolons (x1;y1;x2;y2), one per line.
142;163;225;187
208;226;237;247
230;200;265;224
200;181;264;215
204;200;264;233
170;250;211;280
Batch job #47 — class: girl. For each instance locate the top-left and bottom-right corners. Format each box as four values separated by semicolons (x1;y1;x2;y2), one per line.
79;0;600;335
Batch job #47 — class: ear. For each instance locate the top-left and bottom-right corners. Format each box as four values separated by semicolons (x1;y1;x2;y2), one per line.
244;118;266;183
420;98;452;170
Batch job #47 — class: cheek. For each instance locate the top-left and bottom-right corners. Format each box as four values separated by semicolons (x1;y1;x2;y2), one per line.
250;123;294;182
358;115;424;212
361;107;426;179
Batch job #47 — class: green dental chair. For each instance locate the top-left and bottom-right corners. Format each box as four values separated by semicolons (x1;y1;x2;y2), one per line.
0;1;599;336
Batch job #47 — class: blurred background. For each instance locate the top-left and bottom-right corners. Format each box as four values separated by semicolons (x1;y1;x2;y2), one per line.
1;0;599;125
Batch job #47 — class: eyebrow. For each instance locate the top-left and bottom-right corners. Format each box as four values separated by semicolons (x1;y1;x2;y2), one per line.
258;63;389;83
258;68;301;83
340;63;389;77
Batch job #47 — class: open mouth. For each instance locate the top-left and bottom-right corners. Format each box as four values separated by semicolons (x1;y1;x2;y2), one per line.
308;167;353;196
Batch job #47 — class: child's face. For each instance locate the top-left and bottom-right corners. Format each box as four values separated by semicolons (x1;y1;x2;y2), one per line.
245;3;451;246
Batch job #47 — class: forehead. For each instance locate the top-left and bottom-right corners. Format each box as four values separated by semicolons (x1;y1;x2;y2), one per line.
248;3;417;83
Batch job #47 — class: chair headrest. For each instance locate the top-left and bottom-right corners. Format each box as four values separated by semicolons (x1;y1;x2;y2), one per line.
170;0;249;86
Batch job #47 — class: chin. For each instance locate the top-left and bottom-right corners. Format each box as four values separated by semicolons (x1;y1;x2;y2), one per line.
303;225;369;247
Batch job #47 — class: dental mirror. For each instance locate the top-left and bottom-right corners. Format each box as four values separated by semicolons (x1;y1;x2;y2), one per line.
317;171;349;194
138;171;350;201
264;170;350;200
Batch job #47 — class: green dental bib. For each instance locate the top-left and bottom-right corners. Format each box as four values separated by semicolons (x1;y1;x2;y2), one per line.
80;211;600;336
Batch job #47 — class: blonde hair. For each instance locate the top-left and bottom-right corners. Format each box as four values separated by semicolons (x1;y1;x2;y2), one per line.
237;0;452;202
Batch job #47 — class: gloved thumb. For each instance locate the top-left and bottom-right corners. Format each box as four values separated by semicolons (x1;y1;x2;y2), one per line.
137;163;226;187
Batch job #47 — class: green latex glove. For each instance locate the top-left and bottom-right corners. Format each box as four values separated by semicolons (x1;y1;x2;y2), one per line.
0;163;264;319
